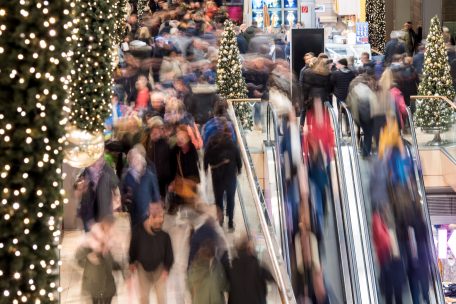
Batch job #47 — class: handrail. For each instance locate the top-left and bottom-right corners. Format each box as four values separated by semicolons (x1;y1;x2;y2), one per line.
410;95;456;110
371;48;383;56
227;98;262;103
325;102;361;303
340;103;379;303
228;101;296;304
405;107;446;303
267;104;292;276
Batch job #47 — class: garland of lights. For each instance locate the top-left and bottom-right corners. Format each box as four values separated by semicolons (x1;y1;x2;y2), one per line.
366;0;386;53
137;0;149;22
415;16;455;129
114;0;127;45
68;0;117;133
216;20;252;130
0;1;74;302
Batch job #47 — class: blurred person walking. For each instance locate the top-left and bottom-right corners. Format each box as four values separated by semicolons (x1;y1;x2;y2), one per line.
121;147;161;228
76;217;122;304
228;237;274;304
204;118;242;230
129;203;174;304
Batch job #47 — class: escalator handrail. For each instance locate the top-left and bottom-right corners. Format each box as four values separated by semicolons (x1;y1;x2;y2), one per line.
228;101;296;304
324;102;362;304
405;107;445;303
340;102;379;303
267;104;292;277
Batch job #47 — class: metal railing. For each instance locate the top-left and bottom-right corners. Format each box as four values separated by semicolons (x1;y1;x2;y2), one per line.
227;100;296;304
410;95;456;110
405;107;446;303
325;102;361;303
339;102;379;303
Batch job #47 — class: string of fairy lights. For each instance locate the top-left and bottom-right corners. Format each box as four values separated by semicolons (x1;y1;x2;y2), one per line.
0;0;126;302
366;0;386;53
0;0;75;302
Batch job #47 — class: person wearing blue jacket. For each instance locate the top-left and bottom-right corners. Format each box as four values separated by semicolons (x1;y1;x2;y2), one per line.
121;147;161;228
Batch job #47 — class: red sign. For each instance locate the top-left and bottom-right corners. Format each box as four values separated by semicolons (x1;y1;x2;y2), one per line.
302;5;308;13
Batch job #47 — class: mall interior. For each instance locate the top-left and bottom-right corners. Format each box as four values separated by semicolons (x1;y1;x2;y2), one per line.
1;0;456;303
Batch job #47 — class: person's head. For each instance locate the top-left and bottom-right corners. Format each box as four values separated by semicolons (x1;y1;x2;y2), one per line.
392;54;403;64
150;91;165;110
136;75;148;91
127;148;146;173
197;239;216;260
213;98;228;117
304;52;315;65
404;21;412;30
404;56;413;66
148;203;165;230
312;57;330;75
147;116;164;142
111;94;119;105
176;125;190;148
235;236;254;256
138;27;151;40
361;52;370;64
128;14;138;25
336;58;348;69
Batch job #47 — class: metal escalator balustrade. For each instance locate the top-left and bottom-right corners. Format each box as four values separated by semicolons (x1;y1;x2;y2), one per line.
228;100;296;304
326;102;378;304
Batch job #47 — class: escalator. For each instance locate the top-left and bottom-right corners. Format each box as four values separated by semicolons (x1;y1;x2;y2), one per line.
243;98;445;303
337;103;445;303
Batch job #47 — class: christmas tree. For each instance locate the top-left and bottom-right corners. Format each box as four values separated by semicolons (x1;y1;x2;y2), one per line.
415;16;455;129
216;20;252;130
366;0;386;53
137;0;149;22
0;0;74;302
69;0;117;133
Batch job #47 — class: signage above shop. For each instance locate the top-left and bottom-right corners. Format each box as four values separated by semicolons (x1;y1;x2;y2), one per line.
315;5;325;13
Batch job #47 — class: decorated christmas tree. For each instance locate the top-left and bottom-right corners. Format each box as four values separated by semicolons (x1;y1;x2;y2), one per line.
216;20;252;130
137;0;149;22
415;16;455;129
0;0;73;302
69;0;117;133
366;0;386;53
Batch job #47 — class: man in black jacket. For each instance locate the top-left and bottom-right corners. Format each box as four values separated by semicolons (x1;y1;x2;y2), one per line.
331;58;356;104
384;31;406;66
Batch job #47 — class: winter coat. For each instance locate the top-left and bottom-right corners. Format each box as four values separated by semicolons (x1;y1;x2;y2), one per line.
390;87;407;129
76;226;121;299
204;137;242;184
159;56;183;83
412;52;424;75
301;69;331;104
187;257;229;304
384;39;406;64
330;67;356;101
236;34;248;54
184;84;219;125
395;65;419;107
228;251;274;304
121;168;160;227
78;164;119;224
347;80;377;124
145;137;173;187
171;143;200;183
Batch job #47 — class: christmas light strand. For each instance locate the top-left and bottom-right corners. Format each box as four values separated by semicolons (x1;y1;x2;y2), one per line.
0;0;74;301
366;0;386;53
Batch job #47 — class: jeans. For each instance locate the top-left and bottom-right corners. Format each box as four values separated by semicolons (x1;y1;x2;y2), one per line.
92;297;112;304
359;116;373;156
212;172;237;225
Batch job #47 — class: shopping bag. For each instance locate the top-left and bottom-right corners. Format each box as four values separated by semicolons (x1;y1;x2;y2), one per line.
126;271;140;304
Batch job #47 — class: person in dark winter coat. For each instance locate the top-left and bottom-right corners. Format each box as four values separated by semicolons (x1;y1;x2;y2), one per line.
142;117;173;198
75;156;119;232
301;57;332;106
76;218;121;304
129;203;174;304
384;31;406;66
228;238;274;304
204;118;242;230
331;58;356;103
170;125;200;184
395;56;419;113
121;147;161;228
184;81;219;126
412;45;425;76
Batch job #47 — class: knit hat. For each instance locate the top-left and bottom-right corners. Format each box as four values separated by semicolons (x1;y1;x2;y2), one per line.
147;116;164;129
338;58;348;67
